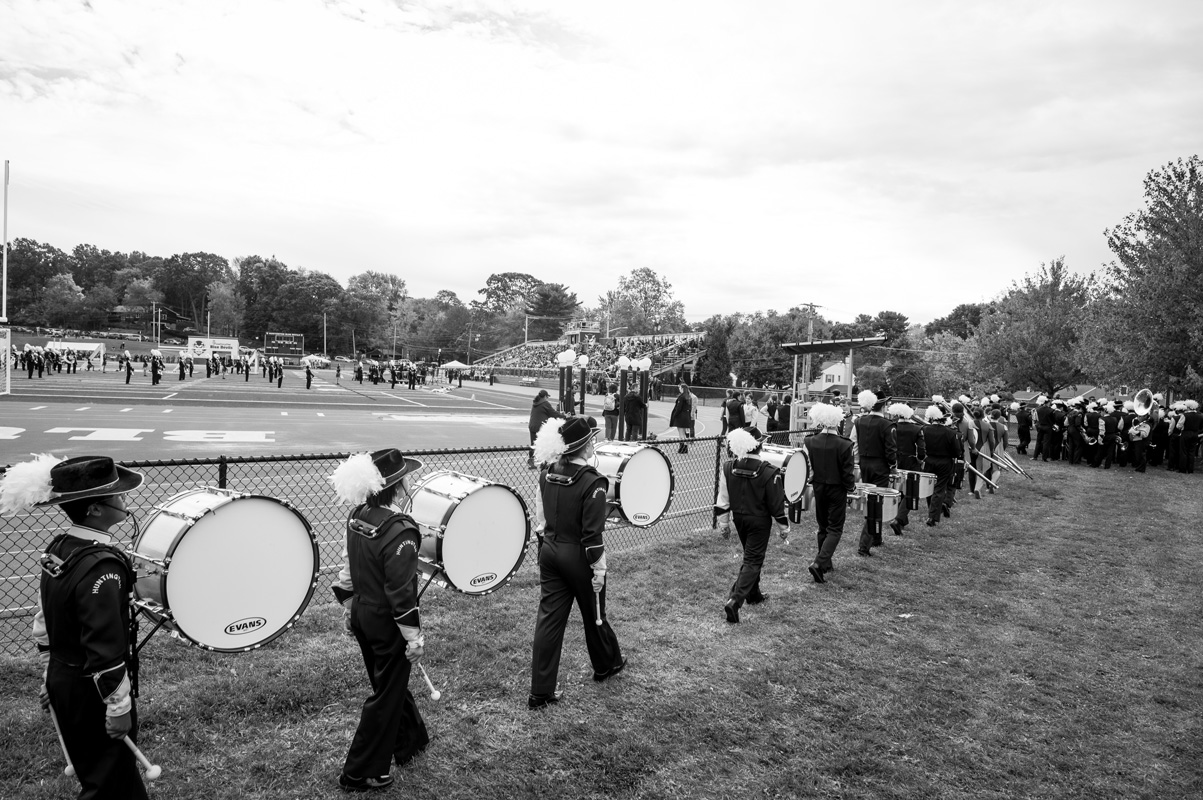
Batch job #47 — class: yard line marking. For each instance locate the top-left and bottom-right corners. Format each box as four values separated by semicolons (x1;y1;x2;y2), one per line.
162;393;178;399
75;407;91;411
317;413;325;417
120;408;133;413
281;412;288;416
380;392;425;407
162;409;173;413
30;406;46;410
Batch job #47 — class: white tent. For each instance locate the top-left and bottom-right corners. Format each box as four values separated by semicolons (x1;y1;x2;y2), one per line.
47;341;106;360
301;354;330;368
439;360;469;370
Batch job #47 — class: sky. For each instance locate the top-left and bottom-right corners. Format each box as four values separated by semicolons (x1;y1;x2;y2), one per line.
3;0;1201;326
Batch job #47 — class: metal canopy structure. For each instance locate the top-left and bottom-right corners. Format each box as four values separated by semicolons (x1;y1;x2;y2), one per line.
779;335;887;355
782;335;889;417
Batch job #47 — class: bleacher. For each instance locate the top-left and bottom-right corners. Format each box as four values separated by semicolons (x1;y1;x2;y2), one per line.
474;332;706;379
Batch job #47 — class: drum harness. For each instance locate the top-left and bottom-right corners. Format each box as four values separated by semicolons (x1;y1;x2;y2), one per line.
346;506;442;600
39;537;142;698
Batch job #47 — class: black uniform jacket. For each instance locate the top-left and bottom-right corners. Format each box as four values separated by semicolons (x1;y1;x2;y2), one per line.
540;462;609;565
895;421;927;471
922;423;961;460
855;414;898;465
715;457;789;525
1017;408;1032;429
1035;405;1054;429
342;505;422;631
40;530;135;703
804;432;856;491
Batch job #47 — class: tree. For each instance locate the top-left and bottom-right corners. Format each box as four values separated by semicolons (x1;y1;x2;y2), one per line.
916;331;977;397
925;303;990;339
123;278;164;315
5;238;72;319
1084;155;1203;393
971;258;1093;396
474;272;543;313
71;244;130;292
31;274;84;327
526;284;579;341
695;315;736;389
153;252;233;326
206;280;247;337
79;285;119;330
601;268;688;336
236;256;293;341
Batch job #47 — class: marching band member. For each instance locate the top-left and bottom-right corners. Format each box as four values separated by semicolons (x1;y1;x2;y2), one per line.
973;406;997;494
1083;401;1102;467
330;449;429;791
716;426;789;619
0;455;149;800
529;416;625;707
887;402;925;536
951;400;979;500
1015;401;1032;455
1032;395;1052;461
850;390;897;557
920;405;960;526
805;403;855;583
1180;400;1201;474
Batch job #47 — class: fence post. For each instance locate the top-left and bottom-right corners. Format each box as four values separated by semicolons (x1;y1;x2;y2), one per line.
218;455;228;489
711;433;724;529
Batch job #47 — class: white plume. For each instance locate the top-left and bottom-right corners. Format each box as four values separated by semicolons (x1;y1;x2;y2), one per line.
887;402;913;420
1010;402;1020;411
809;403;844;429
958;394;972;406
990;394;1000;403
1037;395;1048;404
330;453;384;506
1187;400;1199;411
0;454;62;516
726;428;760;459
857;390;878;410
931;395;946;404
533;418;568;465
924;405;946;422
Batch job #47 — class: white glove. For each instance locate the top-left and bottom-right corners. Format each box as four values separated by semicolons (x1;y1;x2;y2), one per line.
721;525;731;540
402;631;425;664
591;553;607;593
341;598;353;635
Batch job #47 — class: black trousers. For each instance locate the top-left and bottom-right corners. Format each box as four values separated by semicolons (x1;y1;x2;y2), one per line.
345;601;428;778
1184;434;1200;474
1033;427;1050;460
857;457;890;552
1093;436;1117;468
530;538;622;696
812;483;847;571
729;513;771;607
48;661;148;800
925;458;954;523
1130;439;1148;472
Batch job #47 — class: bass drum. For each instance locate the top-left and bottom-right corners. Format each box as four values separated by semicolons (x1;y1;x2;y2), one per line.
404;470;530;596
592;443;675;527
131;488;318;652
759;444;811;503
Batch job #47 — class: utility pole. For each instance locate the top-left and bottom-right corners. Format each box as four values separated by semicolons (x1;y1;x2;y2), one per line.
323;312;327;357
1;160;9;323
800;303;817;402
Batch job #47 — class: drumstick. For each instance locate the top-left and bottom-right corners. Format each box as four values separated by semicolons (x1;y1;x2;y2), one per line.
418;663;442;701
49;706;75;777
123;736;162;780
594;590;603;627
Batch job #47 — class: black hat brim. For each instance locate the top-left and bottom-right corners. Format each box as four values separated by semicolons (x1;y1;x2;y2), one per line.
37;465;144;506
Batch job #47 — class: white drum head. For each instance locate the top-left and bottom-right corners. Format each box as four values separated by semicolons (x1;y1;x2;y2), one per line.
761;445;809;503
150;495;316;651
440;484;529;594
610;446;673;527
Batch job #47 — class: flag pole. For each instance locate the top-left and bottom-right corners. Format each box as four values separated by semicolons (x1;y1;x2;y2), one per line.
2;160;9;323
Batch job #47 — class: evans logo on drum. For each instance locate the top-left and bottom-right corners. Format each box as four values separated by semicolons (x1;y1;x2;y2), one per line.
224;617;267;636
470;573;497;586
632;512;651;524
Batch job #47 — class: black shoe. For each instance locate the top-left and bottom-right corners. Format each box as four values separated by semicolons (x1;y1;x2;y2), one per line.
528;689;565;709
890;521;903;536
942;506;951;518
808;562;825;583
339;774;394;793
856;549;872;557
593;657;627;682
724;600;740;623
925;519;937;527
746;593;768;605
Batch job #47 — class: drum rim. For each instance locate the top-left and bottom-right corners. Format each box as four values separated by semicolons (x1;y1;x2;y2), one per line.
133;489;320;653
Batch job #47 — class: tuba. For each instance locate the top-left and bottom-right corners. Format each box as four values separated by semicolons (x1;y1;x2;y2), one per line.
1130;388;1156;441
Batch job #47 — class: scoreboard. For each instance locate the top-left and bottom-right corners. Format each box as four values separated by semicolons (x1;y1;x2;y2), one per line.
265;331;305;360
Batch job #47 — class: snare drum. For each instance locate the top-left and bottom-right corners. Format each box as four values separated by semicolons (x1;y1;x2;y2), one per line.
131;488;318;652
888;470;936;510
593;443;674;527
863;486;902;524
846;485;866;512
759;444;810;503
404;470;530;596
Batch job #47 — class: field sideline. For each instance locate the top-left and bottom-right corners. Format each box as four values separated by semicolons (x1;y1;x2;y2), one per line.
2;457;1200;799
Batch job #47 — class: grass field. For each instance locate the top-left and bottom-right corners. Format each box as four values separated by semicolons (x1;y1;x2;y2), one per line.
2;458;1200;799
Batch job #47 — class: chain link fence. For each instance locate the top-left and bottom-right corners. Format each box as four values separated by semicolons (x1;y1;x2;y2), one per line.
0;431;771;658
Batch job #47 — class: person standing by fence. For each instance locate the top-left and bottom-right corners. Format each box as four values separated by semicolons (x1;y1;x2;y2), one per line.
669;383;696;453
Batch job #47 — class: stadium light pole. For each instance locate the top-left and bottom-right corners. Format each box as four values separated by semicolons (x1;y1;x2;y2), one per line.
1;160;8;324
